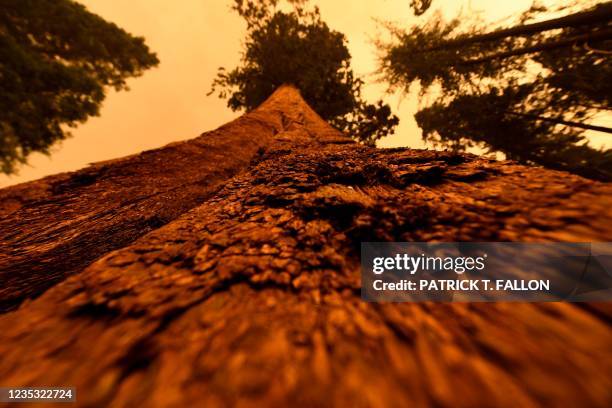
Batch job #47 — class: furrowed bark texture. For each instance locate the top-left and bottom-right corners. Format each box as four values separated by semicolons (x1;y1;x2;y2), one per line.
0;86;610;407
0;88;341;312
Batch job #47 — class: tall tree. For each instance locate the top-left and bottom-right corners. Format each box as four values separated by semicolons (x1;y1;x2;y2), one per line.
209;0;398;145
0;0;159;174
377;1;612;180
0;85;611;406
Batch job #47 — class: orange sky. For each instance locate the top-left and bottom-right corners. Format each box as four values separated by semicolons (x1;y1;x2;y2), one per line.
4;0;605;187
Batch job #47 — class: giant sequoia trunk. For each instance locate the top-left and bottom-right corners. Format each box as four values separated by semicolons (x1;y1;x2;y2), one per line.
0;86;610;407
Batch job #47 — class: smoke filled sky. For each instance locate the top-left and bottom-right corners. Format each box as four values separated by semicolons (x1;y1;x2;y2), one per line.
3;0;607;186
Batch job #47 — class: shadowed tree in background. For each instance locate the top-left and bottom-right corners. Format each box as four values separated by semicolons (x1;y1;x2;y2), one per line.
410;0;433;16
209;0;399;145
378;1;612;180
0;0;159;174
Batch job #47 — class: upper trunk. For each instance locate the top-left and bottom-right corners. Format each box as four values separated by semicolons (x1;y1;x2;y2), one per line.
422;2;612;52
0;85;611;407
461;27;612;66
0;85;347;312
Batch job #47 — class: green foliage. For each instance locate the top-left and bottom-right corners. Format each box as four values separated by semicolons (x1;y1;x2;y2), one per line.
377;1;612;180
416;85;612;180
0;0;159;174
378;15;518;96
210;0;398;145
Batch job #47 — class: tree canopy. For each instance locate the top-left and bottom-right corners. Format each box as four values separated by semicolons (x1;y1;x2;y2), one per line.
377;1;612;180
0;0;159;174
209;0;399;145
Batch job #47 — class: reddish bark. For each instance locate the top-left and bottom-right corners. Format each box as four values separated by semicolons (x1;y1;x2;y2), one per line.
0;86;610;406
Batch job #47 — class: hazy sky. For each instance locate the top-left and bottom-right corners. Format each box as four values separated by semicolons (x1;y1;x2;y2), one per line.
1;0;588;187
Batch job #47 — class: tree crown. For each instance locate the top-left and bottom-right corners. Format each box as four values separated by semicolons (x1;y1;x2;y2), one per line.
0;0;159;174
210;0;398;145
376;1;612;180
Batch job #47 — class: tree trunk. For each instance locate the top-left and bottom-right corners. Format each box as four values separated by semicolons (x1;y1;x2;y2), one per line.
460;27;612;66
422;2;612;52
0;85;610;407
505;110;612;134
0;88;343;313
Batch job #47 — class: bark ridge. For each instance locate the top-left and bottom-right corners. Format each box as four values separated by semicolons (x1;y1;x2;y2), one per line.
0;85;610;407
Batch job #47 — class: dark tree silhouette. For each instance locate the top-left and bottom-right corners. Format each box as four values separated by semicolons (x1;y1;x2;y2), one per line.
378;1;612;180
0;0;159;174
419;2;612;51
410;0;433;16
209;0;398;145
